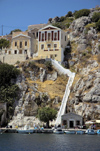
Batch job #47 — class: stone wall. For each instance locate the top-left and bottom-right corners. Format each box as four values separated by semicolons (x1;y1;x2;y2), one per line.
0;54;27;64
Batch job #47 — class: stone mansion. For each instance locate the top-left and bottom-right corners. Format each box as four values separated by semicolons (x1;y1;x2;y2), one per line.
0;24;68;64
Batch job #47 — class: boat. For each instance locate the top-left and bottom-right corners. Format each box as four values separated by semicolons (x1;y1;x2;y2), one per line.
76;130;85;134
97;129;100;134
85;129;95;135
64;130;76;134
17;125;34;134
53;128;64;134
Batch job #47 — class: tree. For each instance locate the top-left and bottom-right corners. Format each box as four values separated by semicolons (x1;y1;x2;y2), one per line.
48;18;52;23
10;29;22;35
0;63;20;87
0;39;10;49
66;11;73;17
38;107;57;128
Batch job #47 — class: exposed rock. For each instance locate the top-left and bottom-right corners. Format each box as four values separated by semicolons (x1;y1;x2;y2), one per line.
40;68;46;82
77;44;87;51
69;17;91;32
53;96;60;104
92;95;100;103
69;61;75;66
83;94;92;102
47;71;57;81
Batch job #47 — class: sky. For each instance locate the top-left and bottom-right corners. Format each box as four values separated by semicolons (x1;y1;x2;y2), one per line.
0;0;100;36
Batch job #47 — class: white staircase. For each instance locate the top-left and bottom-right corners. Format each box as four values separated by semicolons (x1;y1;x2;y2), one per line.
51;59;75;125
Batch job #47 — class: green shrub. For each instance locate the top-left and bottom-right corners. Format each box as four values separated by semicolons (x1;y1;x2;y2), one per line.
74;9;90;19
60;16;65;22
92;12;100;22
85;23;96;30
98;44;100;51
29;61;36;69
66;23;70;28
45;61;52;70
10;29;22;35
16;61;20;64
52;22;64;29
97;54;100;63
96;19;100;31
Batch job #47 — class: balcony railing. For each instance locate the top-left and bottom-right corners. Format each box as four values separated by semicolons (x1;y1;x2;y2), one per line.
44;49;59;51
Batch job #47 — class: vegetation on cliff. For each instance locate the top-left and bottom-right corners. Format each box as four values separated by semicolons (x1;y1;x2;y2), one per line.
0;63;20;125
0;39;10;49
38;107;57;128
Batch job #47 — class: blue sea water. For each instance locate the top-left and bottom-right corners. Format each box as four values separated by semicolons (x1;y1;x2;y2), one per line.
0;133;100;151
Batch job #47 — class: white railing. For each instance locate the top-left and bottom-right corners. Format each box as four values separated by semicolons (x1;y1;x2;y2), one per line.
51;59;75;125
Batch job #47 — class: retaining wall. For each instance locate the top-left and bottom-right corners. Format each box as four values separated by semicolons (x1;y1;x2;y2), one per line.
0;54;27;64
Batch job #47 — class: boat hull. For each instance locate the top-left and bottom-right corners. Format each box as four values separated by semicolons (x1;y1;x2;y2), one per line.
97;130;100;134
65;131;76;134
76;131;85;134
53;129;64;134
85;129;95;135
17;129;34;134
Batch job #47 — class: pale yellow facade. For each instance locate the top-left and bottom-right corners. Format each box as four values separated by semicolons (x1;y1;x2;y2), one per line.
11;32;31;56
38;25;68;62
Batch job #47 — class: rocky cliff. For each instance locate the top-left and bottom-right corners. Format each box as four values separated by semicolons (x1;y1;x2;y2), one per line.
9;60;68;127
62;7;100;121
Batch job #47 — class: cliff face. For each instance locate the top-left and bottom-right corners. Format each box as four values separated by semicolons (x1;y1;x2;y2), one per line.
9;60;68;127
63;8;100;121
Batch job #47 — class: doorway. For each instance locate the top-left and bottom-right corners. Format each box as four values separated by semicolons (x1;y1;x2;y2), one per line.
69;121;74;128
14;50;17;54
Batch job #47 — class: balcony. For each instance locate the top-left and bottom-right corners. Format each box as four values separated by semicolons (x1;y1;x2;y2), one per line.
44;49;59;51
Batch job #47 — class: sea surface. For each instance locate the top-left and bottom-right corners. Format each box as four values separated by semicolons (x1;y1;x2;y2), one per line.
0;133;100;151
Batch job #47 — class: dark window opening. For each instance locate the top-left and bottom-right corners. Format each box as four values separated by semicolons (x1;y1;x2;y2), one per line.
25;41;27;46
15;42;17;46
76;121;80;126
20;42;22;48
37;32;38;38
65;36;66;41
25;50;27;54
